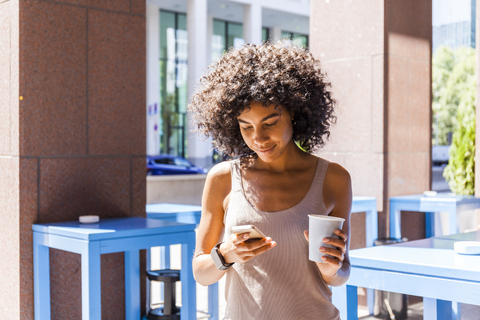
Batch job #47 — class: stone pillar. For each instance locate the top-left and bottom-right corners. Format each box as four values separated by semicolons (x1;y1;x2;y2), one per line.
0;0;146;318
243;3;263;44
270;26;283;42
311;0;432;241
147;5;161;156
187;0;212;168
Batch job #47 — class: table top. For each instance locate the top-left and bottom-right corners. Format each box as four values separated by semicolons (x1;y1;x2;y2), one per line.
352;196;376;202
390;193;480;204
437;230;480;241
349;235;480;282
146;203;202;214
32;217;196;241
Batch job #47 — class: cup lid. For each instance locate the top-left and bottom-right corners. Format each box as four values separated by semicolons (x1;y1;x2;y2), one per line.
308;214;345;222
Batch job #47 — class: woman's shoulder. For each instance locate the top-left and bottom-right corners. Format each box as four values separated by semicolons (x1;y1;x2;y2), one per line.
324;160;351;183
205;160;232;188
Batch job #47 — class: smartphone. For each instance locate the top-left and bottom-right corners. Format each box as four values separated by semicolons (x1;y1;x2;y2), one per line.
231;225;267;240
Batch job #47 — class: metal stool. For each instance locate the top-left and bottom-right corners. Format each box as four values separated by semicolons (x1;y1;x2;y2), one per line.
147;269;181;320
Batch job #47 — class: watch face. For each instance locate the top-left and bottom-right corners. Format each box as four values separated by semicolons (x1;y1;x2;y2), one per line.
211;243;233;270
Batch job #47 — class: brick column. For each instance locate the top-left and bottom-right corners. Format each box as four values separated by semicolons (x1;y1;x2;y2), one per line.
310;0;432;242
0;0;146;318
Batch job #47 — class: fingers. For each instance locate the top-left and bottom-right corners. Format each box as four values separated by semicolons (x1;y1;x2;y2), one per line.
231;233;250;245
334;229;348;243
228;233;276;263
319;229;348;265
303;230;309;242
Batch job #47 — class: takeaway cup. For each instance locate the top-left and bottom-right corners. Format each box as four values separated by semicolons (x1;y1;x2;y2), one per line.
308;214;345;262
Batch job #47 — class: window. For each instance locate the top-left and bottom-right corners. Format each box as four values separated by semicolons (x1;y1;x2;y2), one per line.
262;27;269;42
281;31;309;48
212;19;245;62
159;10;188;157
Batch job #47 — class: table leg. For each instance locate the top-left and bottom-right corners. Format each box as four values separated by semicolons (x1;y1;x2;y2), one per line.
146;248;151;314
425;212;435;238
332;285;358;320
208;282;219;320
181;231;197;320
34;233;51;320
448;209;458;235
452;302;461;320
81;242;102;320
389;204;401;239
160;245;170;269
365;207;377;315
367;289;374;315
365;209;378;247
125;250;140;320
423;297;452;320
159;245;170;304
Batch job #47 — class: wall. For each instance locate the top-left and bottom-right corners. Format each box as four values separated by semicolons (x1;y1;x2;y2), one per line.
0;0;147;318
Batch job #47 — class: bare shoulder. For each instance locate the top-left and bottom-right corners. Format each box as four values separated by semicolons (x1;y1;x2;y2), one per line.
203;161;232;201
206;161;231;184
323;161;352;213
325;162;351;189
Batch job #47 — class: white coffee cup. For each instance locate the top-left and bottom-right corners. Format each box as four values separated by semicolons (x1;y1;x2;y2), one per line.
308;214;345;262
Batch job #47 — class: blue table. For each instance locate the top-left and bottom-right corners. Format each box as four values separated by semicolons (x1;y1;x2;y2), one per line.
389;193;480;239
351;196;378;248
350;196;378;314
332;231;480;320
146;203;219;319
33;217;197;320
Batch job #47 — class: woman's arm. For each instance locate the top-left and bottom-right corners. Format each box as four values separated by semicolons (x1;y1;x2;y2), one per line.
304;162;352;287
192;161;276;286
192;162;232;286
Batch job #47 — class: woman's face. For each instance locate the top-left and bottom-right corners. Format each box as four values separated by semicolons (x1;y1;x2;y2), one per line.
237;102;294;162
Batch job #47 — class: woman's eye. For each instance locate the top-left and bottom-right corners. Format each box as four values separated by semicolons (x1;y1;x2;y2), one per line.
242;126;253;131
265;121;278;127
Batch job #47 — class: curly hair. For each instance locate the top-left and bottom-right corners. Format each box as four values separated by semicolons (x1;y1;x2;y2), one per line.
188;40;337;158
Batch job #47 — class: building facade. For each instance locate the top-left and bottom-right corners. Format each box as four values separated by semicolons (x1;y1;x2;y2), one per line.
146;0;310;168
432;0;476;52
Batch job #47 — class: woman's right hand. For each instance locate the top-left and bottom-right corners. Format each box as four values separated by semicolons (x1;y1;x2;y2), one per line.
220;233;276;264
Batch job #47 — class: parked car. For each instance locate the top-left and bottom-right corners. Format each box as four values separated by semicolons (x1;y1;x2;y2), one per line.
146;154;208;175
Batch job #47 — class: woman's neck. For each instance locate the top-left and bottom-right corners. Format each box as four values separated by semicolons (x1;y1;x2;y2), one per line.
252;140;314;173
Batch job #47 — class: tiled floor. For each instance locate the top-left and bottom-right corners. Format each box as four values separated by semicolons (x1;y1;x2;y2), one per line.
152;245;480;320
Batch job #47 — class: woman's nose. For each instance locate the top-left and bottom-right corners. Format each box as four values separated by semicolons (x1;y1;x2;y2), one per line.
254;129;269;143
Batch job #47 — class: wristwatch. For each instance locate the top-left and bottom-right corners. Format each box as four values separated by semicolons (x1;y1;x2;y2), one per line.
211;242;234;270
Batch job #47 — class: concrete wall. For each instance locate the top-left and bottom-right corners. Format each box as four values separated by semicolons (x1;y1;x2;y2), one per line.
147;175;206;205
0;0;146;318
311;0;432;241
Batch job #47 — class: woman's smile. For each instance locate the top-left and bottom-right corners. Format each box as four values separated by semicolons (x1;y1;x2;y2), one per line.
237;102;293;162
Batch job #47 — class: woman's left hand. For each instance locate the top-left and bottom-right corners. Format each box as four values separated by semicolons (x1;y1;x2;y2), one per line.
303;229;348;277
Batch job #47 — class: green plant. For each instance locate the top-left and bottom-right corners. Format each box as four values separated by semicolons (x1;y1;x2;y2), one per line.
443;64;476;195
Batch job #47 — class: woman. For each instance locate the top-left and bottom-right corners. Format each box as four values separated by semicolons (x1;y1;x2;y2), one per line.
189;41;352;319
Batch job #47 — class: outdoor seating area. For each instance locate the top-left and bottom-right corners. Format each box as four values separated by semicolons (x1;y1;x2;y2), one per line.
32;196;479;319
4;0;480;319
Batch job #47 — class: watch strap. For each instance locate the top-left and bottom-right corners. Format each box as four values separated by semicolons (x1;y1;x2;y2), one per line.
211;242;234;270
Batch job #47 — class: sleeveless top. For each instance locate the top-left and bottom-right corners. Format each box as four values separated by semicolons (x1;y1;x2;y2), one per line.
222;157;341;320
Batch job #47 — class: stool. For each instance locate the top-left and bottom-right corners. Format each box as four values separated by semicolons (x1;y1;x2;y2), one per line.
147;269;181;320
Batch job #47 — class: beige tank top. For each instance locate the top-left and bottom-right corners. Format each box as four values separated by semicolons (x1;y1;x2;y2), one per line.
222;157;341;320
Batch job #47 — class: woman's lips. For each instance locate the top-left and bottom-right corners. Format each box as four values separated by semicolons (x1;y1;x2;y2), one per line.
256;145;276;154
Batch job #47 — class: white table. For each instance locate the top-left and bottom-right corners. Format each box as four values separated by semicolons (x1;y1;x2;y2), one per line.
332;231;480;320
389;193;480;239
